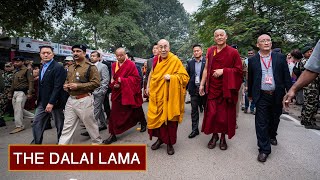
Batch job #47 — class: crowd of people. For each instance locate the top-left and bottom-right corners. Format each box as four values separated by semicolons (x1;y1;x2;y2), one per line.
0;28;319;163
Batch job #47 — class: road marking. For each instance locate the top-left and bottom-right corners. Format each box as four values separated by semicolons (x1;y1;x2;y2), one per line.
282;114;320;136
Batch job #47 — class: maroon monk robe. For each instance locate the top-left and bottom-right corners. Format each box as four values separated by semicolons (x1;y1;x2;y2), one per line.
148;55;179;145
201;45;242;139
109;59;144;135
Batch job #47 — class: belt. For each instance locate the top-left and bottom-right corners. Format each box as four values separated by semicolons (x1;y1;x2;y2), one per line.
261;90;274;95
70;93;90;99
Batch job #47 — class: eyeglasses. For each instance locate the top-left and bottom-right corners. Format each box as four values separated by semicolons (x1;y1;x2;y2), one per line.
259;39;272;43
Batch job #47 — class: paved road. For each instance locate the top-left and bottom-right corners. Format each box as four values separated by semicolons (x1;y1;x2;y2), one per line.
1;102;320;180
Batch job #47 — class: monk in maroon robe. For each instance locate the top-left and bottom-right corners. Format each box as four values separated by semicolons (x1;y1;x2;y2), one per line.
199;29;242;150
103;48;143;144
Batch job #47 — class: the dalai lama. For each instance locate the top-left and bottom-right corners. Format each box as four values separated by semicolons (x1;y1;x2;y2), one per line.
147;39;189;155
199;29;243;150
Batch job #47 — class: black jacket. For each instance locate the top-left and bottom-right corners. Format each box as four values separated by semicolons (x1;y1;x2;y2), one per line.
186;57;206;96
38;60;67;109
248;52;292;104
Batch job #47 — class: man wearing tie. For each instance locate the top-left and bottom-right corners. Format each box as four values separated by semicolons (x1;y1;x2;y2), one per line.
186;44;206;138
32;46;67;144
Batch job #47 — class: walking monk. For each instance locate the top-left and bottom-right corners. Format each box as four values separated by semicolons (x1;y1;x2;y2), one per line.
199;29;242;150
103;48;144;144
147;39;189;155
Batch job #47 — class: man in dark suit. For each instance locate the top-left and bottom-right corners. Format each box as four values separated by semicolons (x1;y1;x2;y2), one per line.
144;43;159;101
186;44;206;138
31;45;67;144
248;34;292;162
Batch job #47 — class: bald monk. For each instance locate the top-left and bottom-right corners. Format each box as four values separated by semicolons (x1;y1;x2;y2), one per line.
199;29;243;150
103;48;144;144
146;39;189;155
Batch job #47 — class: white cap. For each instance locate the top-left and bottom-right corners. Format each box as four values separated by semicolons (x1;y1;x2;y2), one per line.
65;56;73;61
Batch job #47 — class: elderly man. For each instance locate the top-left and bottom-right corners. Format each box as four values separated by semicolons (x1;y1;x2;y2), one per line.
103;48;144;144
147;39;189;155
248;34;292;162
199;29;242;151
59;44;102;144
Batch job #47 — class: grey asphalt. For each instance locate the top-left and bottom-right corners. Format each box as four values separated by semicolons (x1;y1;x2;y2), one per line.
1;102;320;180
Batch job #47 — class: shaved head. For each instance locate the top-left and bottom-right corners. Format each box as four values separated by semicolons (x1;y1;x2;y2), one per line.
158;39;170;47
214;29;228;46
158;39;170;59
115;47;126;55
257;34;271;43
115;47;127;63
214;29;227;36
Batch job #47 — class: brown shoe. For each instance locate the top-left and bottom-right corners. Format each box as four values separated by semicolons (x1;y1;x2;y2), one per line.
102;135;117;144
219;138;228;150
207;134;219;149
151;139;163;150
10;127;25;134
167;144;175;155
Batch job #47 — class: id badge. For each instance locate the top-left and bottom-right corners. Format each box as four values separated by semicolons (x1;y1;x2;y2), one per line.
195;75;200;85
264;74;273;84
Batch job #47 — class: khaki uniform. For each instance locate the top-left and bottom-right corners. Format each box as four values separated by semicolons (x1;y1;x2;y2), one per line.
59;60;102;144
10;65;34;128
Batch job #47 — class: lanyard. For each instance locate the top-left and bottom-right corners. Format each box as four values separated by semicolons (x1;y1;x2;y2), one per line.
260;55;272;70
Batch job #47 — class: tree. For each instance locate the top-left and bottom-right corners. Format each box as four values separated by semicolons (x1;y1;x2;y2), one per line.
0;0;120;38
193;0;320;55
50;17;93;47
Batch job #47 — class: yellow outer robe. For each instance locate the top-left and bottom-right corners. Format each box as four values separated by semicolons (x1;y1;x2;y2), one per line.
147;52;190;129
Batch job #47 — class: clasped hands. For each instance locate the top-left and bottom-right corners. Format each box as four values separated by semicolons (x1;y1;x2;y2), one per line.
212;69;223;78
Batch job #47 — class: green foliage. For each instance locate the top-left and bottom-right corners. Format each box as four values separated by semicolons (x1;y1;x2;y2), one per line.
193;0;320;55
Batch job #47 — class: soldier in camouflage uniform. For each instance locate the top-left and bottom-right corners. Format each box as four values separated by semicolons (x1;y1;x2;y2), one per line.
3;62;14;111
299;46;320;129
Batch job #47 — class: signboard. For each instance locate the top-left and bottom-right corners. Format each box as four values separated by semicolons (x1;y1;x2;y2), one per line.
18;37;59;54
58;44;72;56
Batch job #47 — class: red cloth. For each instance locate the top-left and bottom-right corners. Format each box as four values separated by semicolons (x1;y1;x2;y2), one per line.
108;60;144;135
202;45;242;139
148;121;178;145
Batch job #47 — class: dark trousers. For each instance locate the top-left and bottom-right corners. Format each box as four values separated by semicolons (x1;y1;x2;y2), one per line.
245;92;255;111
190;93;206;132
32;103;64;144
103;93;111;120
255;92;282;154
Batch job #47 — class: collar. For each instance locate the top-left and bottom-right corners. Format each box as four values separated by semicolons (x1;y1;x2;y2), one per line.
258;51;272;58
193;56;203;62
43;59;54;67
74;59;86;67
94;62;99;66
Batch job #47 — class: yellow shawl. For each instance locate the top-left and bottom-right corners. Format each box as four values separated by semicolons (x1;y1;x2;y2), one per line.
147;52;190;129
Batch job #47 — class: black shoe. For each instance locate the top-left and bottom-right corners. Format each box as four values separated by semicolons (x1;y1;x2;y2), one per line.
151;139;163;150
188;130;199;138
270;138;277;146
244;108;248;113
81;131;90;136
167;144;175;155
103;135;117;144
0;117;6;127
200;107;204;113
99;126;107;131
140;124;146;132
257;153;268;162
241;107;245;111
305;124;320;130
185;101;191;104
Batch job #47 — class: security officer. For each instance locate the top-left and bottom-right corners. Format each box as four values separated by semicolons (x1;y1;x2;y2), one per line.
8;56;35;134
59;44;102;144
300;46;320;129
